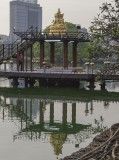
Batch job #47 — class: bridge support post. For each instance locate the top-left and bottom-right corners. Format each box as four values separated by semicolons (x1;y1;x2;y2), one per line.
100;80;106;90
13;78;19;87
40;41;44;68
50;42;55;66
39;78;47;87
63;41;68;69
25;78;28;87
28;78;35;87
72;42;77;68
88;80;95;90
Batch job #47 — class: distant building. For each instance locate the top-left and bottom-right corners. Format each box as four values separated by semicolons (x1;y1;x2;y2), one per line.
76;24;81;30
0;35;10;44
9;0;42;42
76;24;88;33
81;27;88;33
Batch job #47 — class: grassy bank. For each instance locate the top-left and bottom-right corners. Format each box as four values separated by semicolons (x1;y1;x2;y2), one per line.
0;87;119;101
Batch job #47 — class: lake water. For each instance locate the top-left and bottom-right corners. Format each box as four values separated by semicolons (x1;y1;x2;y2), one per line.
0;78;119;160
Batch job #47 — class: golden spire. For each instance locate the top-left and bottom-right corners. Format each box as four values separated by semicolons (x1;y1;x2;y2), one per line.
49;8;67;35
50;133;67;155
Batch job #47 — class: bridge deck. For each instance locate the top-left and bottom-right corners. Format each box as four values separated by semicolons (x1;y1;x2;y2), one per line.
0;69;119;81
0;70;93;80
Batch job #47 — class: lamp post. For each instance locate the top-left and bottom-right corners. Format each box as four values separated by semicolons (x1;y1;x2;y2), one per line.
106;60;110;67
3;60;7;71
104;61;110;67
35;59;40;70
43;60;46;73
90;62;94;74
71;61;74;69
103;60;110;76
104;61;110;74
32;59;35;71
85;62;90;73
9;58;14;71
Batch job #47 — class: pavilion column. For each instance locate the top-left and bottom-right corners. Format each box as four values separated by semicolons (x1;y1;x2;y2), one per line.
39;101;44;126
21;115;23;130
72;103;76;125
50;42;55;66
63;41;68;69
62;103;67;126
72;42;78;68
40;41;44;68
30;99;32;121
85;102;89;116
25;99;28;127
50;102;54;124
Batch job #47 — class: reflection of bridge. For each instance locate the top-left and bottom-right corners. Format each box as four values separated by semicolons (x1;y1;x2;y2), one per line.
0;94;110;157
0;96;91;132
0;95;95;155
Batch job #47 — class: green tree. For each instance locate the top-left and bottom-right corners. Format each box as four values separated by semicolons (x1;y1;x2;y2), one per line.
89;0;119;61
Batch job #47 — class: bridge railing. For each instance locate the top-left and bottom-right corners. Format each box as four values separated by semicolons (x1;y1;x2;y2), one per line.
14;28;91;42
0;26;36;60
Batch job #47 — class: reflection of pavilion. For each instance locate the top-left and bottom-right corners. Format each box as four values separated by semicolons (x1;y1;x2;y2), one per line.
0;96;93;156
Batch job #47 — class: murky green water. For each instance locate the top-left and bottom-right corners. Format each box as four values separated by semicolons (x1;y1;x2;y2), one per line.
0;79;119;160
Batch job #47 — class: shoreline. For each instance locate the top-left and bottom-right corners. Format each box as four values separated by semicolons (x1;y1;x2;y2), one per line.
0;87;119;102
61;123;119;160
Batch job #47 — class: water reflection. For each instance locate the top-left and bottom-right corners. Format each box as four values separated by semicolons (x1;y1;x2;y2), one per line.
0;97;90;140
0;95;119;159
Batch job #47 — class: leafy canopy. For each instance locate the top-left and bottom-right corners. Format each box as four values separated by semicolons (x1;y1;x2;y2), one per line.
89;0;119;61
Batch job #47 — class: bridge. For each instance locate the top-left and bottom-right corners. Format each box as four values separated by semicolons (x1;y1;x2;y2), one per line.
0;95;95;144
0;66;119;89
0;27;119;88
0;26;90;87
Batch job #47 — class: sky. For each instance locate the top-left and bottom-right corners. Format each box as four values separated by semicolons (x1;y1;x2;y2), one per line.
0;0;112;35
